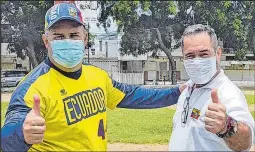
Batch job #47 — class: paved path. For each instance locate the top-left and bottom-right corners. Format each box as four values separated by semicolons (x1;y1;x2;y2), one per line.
108;143;168;151
108;143;255;151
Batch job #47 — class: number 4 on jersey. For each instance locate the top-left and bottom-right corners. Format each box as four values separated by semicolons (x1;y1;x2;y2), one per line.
98;119;105;140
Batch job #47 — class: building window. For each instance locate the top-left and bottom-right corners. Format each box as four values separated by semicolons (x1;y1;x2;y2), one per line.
16;63;22;69
226;56;235;61
159;62;167;71
105;42;108;57
91;17;97;22
122;61;127;70
84;17;89;22
246;56;254;61
99;40;102;51
91;48;95;55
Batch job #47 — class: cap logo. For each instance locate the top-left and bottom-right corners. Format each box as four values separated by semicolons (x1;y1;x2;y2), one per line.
50;5;58;21
69;7;77;17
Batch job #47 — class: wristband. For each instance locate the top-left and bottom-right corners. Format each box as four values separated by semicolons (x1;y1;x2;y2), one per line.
216;115;237;138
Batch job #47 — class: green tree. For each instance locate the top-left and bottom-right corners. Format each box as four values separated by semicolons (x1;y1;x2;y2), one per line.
1;1;54;68
245;1;255;60
178;1;255;60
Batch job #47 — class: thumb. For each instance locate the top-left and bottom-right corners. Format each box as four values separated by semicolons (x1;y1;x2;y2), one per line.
33;94;41;116
211;89;220;104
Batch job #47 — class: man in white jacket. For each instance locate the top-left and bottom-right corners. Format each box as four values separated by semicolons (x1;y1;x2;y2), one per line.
169;24;254;151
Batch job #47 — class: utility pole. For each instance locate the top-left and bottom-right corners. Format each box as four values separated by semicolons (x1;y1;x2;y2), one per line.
87;23;90;63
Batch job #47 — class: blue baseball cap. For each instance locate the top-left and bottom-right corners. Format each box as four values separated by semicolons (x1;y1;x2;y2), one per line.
44;3;84;30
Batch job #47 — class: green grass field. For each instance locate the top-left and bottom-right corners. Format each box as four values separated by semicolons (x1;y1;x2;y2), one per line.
107;108;175;144
246;94;255;106
1;102;9;126
1;94;254;144
252;111;255;120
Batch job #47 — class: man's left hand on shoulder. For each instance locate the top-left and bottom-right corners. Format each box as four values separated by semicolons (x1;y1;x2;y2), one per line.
204;89;227;134
179;83;187;93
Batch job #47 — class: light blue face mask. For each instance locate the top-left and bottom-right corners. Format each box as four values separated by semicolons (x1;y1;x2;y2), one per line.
51;39;85;68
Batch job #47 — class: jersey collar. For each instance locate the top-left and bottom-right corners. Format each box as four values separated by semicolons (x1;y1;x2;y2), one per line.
44;57;82;80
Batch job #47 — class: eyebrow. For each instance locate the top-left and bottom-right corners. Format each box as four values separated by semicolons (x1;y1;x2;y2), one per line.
52;32;80;36
70;32;79;35
199;49;210;53
185;52;193;56
53;33;64;36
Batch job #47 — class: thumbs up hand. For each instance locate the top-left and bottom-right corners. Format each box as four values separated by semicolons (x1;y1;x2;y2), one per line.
204;89;227;134
23;95;46;144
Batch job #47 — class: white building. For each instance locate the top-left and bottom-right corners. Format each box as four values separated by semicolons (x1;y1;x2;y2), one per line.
75;1;147;61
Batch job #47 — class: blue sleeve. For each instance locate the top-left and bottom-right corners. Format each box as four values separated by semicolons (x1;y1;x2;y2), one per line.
113;80;181;109
1;62;49;152
1;90;32;151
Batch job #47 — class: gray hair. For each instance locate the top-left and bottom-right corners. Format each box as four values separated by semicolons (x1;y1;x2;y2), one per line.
181;24;218;50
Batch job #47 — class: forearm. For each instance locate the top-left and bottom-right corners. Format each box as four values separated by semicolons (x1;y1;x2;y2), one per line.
224;122;252;151
116;84;181;109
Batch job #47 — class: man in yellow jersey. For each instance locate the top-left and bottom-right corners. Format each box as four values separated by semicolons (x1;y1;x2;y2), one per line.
1;3;186;151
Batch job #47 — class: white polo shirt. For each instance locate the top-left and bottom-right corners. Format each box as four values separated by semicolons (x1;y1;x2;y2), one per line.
169;69;254;151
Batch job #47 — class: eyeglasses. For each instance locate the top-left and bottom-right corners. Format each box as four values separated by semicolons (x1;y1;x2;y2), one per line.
181;96;190;126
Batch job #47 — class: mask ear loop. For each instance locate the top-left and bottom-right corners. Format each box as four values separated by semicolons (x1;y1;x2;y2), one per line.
215;46;221;71
215;46;222;57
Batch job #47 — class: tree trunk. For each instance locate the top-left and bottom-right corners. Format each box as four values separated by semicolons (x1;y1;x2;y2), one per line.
29;57;32;71
253;35;255;60
251;10;255;60
155;28;177;85
26;37;38;69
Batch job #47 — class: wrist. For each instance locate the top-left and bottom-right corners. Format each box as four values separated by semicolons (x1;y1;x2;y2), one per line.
219;124;228;134
219;114;228;134
216;115;238;138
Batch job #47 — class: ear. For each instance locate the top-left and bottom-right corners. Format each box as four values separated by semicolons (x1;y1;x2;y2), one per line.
84;31;88;46
182;49;185;60
216;46;222;60
42;34;50;49
216;47;222;69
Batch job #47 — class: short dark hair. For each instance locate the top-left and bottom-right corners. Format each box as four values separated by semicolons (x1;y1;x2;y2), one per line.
181;24;218;50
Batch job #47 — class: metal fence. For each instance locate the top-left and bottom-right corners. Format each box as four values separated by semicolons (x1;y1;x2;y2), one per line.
224;69;255;81
180;69;255;81
109;70;144;85
89;59;255;85
143;69;255;82
89;59;144;85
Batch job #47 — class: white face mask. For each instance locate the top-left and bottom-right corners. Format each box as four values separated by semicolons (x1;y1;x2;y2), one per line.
184;56;217;84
